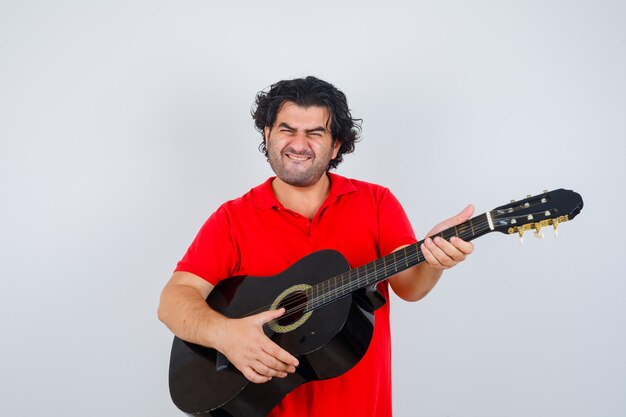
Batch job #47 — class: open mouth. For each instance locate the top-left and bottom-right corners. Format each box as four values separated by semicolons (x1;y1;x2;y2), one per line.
285;153;312;162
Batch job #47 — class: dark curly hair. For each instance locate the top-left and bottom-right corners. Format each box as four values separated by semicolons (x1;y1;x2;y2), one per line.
252;76;361;170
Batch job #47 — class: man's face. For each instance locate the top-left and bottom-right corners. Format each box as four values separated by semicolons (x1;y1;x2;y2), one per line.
264;102;341;187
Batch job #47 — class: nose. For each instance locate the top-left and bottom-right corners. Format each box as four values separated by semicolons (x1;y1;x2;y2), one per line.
288;132;310;151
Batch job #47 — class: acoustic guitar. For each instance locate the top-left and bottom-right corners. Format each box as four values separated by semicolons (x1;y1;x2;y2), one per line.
168;189;583;416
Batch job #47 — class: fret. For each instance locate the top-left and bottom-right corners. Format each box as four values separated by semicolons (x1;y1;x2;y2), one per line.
324;279;331;302
316;281;320;307
457;223;467;240
328;278;332;301
339;273;343;298
313;286;318;310
469;218;475;235
308;286;312;310
363;264;368;284
372;261;378;285
336;274;340;298
317;282;322;309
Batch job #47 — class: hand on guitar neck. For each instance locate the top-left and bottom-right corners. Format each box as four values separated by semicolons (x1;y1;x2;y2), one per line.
389;204;475;302
421;204;476;270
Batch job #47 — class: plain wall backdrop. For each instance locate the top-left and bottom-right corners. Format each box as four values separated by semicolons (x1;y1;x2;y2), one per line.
1;0;625;416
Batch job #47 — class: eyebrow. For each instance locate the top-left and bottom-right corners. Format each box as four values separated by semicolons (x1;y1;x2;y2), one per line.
278;122;328;134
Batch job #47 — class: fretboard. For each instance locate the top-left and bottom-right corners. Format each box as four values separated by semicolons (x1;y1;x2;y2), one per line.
305;213;493;312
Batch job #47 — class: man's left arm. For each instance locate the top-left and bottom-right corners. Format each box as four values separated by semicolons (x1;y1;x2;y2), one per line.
389;205;475;302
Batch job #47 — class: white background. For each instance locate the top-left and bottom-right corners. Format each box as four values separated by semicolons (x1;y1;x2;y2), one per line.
1;1;624;416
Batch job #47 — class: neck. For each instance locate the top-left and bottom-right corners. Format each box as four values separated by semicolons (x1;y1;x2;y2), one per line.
272;174;331;220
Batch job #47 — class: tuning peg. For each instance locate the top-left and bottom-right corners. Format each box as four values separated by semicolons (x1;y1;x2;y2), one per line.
518;230;524;245
527;194;532;198
534;226;544;239
510;199;516;203
553;222;559;238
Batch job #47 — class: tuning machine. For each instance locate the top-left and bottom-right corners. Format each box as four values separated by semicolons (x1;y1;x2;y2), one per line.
533;222;544;239
553;220;559;238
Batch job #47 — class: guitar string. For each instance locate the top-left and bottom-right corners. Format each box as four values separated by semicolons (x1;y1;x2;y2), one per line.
244;216;495;322
273;206;558;321
240;211;549;323
297;208;556;312
268;212;551;324
274;247;431;323
238;216;493;322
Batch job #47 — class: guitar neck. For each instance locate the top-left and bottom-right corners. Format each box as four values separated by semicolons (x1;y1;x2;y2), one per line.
306;213;494;311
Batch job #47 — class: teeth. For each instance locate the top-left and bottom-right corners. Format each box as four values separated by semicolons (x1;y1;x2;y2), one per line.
287;154;309;161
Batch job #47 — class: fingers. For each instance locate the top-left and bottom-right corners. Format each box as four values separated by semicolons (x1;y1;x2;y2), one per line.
227;309;299;384
427;204;475;237
443;204;475;229
253;308;299;367
421;236;474;269
450;236;474;255
247;352;288;383
257;307;286;324
242;367;272;384
241;338;299;384
456;204;475;223
262;339;299;370
257;350;294;376
422;203;476;270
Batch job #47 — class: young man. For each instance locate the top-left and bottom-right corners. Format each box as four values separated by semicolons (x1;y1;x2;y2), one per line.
158;76;474;417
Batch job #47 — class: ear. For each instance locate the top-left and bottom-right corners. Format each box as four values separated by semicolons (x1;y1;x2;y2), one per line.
331;139;342;159
264;126;271;141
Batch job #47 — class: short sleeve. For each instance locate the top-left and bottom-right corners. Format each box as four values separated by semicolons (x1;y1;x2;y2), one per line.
377;188;417;256
175;206;238;286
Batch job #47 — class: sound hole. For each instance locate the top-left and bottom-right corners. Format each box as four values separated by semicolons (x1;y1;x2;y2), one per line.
276;291;308;327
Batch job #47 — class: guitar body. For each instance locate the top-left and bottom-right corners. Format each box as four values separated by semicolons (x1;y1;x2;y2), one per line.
168;249;386;417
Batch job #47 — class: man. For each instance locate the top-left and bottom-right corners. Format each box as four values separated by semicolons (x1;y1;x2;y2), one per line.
158;76;474;417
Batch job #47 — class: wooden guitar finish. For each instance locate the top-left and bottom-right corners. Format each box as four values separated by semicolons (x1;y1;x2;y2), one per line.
168;189;584;416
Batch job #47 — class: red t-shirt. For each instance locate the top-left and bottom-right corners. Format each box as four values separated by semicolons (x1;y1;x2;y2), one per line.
176;173;417;417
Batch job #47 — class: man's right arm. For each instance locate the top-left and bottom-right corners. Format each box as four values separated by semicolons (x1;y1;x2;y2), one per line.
158;271;299;383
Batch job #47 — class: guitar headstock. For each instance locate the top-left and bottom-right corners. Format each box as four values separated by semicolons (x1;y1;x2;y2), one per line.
489;189;583;240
